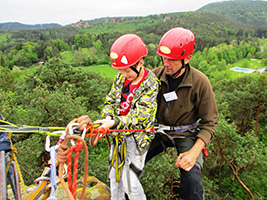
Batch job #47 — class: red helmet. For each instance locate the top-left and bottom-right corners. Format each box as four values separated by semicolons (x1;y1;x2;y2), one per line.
157;27;195;60
110;34;148;69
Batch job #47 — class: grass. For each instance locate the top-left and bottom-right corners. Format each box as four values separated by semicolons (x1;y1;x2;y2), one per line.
60;49;118;80
60;51;73;63
209;58;266;83
79;64;118;79
226;58;266;79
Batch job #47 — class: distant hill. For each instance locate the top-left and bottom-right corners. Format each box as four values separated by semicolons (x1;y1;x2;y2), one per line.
69;1;267;35
0;0;266;50
198;1;267;26
0;22;62;31
70;17;122;28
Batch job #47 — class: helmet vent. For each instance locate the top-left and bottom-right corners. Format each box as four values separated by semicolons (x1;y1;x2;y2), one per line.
180;43;183;47
121;55;128;64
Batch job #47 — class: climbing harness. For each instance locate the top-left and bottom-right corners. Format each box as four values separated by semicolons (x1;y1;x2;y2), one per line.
87;126;154;184
155;121;199;134
154;121;209;157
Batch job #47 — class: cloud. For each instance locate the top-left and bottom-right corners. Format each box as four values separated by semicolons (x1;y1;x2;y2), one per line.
0;0;225;25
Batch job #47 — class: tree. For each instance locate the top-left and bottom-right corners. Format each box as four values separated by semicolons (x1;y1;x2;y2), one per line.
217;59;227;71
43;46;54;61
74;34;89;49
53;39;69;52
241;59;250;68
73;49;85;66
15;57;112;116
92;39;103;52
204;114;267;200
1;58;113;186
22;42;38;63
214;75;267;136
0;66;16;91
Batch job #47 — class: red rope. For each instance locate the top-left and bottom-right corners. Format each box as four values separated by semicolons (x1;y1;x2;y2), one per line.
67;140;83;199
58;134;88;200
85;126;155;139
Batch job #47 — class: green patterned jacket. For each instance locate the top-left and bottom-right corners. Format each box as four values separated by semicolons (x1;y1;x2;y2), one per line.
101;68;160;154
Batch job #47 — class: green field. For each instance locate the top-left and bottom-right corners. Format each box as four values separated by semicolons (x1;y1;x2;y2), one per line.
80;64;118;80
226;58;266;79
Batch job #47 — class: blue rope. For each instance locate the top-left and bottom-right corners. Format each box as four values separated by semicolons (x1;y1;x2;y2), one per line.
47;146;57;200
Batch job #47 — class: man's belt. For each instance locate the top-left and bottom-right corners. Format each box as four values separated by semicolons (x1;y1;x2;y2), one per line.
153;121;199;146
154;121;199;133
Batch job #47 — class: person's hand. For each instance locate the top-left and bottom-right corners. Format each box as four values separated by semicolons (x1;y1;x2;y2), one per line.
65;115;92;133
93;116;115;129
175;138;205;171
89;116;115;147
175;151;197;171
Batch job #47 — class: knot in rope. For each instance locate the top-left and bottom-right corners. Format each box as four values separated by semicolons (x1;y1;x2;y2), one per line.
56;144;69;163
72;141;83;152
88;127;110;146
94;127;110;134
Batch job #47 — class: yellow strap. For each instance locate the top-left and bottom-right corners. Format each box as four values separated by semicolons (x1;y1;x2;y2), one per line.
7;132;28;196
0;119;65;136
111;135;127;182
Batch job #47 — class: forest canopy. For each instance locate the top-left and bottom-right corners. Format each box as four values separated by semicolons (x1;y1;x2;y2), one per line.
1;0;267;199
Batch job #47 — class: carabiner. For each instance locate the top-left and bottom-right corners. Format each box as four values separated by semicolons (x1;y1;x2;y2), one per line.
68;123;86;146
45;131;66;152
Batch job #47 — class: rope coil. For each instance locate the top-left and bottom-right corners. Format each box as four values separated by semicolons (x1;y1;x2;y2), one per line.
57;134;88;200
111;135;127;182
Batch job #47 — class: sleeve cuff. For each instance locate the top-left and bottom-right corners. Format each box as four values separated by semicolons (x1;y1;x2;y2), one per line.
111;116;119;129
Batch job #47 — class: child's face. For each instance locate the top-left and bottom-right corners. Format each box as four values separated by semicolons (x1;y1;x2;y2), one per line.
119;68;138;81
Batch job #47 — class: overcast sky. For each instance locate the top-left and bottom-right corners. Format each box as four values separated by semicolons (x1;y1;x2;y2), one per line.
1;0;226;25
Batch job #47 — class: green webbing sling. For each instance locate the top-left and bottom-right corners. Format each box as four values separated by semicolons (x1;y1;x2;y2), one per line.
0;119;65;137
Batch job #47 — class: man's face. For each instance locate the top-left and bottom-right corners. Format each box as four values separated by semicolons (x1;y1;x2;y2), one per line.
162;57;183;76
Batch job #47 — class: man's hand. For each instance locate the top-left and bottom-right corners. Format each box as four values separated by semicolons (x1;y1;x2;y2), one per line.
175;151;198;171
175;138;205;171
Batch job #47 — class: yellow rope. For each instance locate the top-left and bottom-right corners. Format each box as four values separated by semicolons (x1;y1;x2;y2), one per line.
7;132;28;196
110;135;127;182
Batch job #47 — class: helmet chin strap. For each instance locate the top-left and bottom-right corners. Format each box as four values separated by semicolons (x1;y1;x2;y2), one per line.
171;59;185;79
130;66;141;77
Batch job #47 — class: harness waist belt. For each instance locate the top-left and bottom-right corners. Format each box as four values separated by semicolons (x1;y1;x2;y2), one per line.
155;121;199;133
154;121;200;147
